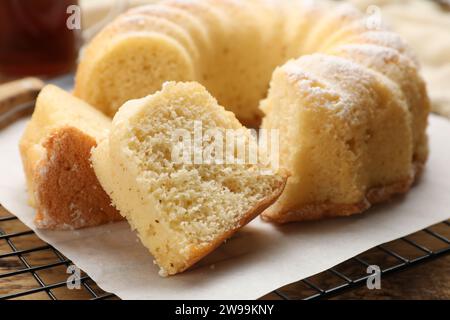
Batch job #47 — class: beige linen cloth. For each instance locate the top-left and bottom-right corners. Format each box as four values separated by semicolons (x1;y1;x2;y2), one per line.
349;0;450;118
81;0;450;118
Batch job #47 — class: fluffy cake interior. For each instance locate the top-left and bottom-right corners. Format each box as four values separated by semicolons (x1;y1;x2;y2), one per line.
75;16;195;117
92;82;286;275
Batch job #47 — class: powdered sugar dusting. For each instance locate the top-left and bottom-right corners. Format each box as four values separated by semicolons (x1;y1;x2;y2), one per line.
331;43;408;71
348;31;418;66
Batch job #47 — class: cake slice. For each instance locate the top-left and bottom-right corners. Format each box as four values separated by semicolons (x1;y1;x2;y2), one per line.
91;82;287;275
19;85;122;230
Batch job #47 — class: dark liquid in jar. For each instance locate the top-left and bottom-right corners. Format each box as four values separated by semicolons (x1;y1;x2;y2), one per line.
0;0;80;77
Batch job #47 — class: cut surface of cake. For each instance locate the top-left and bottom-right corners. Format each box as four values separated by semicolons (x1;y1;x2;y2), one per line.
19;85;122;230
91;82;287;275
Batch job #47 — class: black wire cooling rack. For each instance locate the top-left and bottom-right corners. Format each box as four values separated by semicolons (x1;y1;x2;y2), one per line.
0;204;449;300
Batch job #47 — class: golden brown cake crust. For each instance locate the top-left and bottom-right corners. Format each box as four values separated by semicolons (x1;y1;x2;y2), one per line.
34;126;123;230
262;161;424;224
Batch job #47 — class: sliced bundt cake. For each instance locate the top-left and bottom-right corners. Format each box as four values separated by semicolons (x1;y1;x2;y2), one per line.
74;0;429;222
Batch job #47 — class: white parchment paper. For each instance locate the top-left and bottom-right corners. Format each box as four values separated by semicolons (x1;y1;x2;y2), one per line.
0;114;449;300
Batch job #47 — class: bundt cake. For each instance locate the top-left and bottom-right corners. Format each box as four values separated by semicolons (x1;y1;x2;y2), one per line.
74;0;429;222
19;85;123;230
91;82;287;275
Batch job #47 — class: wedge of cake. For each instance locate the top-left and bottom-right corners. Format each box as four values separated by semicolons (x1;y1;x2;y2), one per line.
91;82;287;275
19;85;122;230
